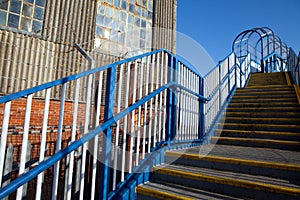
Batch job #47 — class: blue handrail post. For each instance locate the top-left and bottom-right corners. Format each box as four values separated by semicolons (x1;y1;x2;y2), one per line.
171;57;178;141
165;55;177;145
198;77;205;140
99;64;117;199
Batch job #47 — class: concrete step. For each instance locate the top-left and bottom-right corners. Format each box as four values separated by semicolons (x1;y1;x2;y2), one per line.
232;94;297;100
165;151;300;181
211;136;300;151
229;97;298;104
137;181;242;200
215;129;300;141
221;117;300;125
151;164;300;199
226;107;300;113
224;111;300;118
228;102;299;108
219;123;300;133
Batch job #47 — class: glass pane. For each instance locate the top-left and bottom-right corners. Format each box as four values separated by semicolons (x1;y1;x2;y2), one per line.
8;13;19;28
113;0;120;7
104;17;111;27
34;7;44;20
36;0;46;7
106;7;112;17
25;0;34;4
0;0;8;10
21;17;31;32
96;14;104;25
0;11;7;25
22;4;33;17
141;19;146;27
98;4;104;14
140;29;145;39
112;20;118;31
121;0;127;10
128;14;133;24
9;0;21;14
32;20;42;33
129;4;134;14
96;26;102;37
147;11;152;19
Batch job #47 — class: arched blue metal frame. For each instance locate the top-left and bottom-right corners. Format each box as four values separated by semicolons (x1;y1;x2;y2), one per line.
232;27;288;72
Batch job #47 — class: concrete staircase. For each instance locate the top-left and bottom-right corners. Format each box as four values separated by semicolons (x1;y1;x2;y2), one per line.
136;72;300;199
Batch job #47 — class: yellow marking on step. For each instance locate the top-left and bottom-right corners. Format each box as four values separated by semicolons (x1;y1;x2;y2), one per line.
153;167;300;197
285;72;292;86
136;186;194;200
165;152;300;172
293;84;300;105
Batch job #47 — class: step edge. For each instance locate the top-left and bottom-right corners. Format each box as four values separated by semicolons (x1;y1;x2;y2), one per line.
165;152;300;172
214;129;300;137
211;136;300;146
153;167;300;197
136;186;193;200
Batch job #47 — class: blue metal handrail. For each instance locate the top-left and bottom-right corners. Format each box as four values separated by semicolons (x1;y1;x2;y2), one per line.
0;37;281;199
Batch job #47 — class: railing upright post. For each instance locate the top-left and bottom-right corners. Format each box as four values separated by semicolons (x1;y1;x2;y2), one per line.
171;57;178;141
198;77;205;140
99;65;116;200
166;55;177;144
165;56;173;145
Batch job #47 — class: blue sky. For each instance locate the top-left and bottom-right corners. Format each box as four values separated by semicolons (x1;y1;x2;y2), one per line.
176;0;300;75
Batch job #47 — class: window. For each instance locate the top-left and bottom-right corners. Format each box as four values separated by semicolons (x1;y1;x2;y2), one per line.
95;0;153;57
0;0;46;35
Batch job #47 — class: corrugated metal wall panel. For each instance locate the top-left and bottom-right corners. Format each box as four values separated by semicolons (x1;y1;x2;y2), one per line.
152;0;177;53
42;0;96;51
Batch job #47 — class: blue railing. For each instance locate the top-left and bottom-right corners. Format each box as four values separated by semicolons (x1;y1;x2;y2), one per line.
0;47;253;199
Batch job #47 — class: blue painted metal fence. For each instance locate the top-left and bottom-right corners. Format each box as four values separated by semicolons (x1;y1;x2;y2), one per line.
0;27;299;200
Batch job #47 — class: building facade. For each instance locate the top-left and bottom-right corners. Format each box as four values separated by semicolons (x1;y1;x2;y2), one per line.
0;0;177;96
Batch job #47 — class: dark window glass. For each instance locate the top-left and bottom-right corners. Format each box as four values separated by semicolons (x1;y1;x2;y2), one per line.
0;0;8;10
32;20;42;32
22;4;33;17
34;7;44;20
36;0;46;7
96;26;102;37
0;11;6;25
25;0;34;4
21;17;31;31
121;0;127;10
10;0;21;14
129;4;134;13
8;13;19;28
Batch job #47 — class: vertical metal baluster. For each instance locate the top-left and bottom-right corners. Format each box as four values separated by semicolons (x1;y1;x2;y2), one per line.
79;73;93;200
183;67;187;141
51;83;66;200
16;94;33;200
162;53;168;141
178;63;183;141
112;65;123;190
153;53;160;147
142;56;150;159
136;58;144;165
158;53;164;142
36;88;51;200
91;71;103;199
129;60;138;173
147;55;155;153
66;79;81;200
0;102;11;187
121;62;131;181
